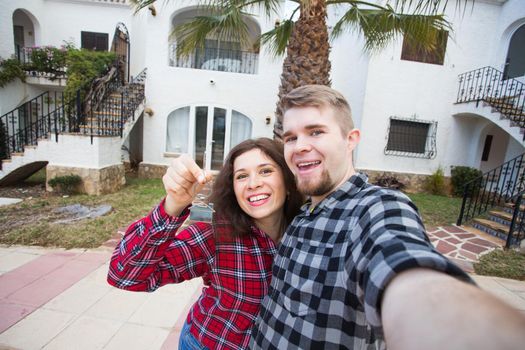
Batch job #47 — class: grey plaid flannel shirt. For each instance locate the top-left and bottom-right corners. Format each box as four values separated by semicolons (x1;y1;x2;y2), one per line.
250;173;470;350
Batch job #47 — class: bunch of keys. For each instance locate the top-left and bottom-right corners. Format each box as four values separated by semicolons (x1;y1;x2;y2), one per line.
189;150;215;223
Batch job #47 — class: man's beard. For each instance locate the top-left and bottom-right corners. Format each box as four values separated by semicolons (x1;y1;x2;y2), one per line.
296;169;334;197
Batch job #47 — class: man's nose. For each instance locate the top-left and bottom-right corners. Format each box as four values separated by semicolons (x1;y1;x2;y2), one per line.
295;136;312;153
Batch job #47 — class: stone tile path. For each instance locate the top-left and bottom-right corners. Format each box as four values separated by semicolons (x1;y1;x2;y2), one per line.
427;225;504;271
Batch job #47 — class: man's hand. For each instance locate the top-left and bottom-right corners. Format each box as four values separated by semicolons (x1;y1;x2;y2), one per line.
381;268;525;350
162;154;212;217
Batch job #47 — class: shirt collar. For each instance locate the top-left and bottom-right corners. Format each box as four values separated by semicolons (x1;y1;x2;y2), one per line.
301;172;369;215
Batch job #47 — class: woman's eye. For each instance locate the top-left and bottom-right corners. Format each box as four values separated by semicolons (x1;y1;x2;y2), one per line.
235;174;248;180
260;168;274;175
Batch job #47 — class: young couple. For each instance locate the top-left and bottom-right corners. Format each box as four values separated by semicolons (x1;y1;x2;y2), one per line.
108;85;525;350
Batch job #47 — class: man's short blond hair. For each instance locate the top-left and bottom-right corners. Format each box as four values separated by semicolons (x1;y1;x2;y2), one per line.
281;85;354;134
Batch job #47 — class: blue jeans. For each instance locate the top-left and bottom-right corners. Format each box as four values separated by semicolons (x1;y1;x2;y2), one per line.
179;321;208;350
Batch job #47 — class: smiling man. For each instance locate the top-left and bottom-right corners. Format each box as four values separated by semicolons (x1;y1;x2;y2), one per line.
250;85;525;350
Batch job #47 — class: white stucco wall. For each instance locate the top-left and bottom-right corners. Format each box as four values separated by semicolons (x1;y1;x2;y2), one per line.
0;0;132;59
39;134;122;168
139;1;284;167
355;0;524;176
0;80;46;115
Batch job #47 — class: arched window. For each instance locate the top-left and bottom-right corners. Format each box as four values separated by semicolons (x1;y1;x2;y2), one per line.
166;107;190;153
165;105;253;170
504;25;525;79
230;111;252;149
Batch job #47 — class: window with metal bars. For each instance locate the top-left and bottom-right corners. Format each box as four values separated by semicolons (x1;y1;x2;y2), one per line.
385;117;437;159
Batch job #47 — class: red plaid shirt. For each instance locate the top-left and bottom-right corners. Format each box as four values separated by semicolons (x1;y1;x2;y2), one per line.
107;200;277;350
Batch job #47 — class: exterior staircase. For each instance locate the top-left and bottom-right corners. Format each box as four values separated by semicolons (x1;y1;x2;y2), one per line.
457;152;525;248
0;65;146;186
472;199;525;247
455;66;525;143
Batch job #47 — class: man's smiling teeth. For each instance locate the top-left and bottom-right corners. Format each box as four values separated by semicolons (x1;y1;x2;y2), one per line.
248;194;269;202
298;161;321;168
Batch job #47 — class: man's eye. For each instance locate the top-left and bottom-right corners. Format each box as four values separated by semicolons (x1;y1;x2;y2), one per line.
311;130;323;136
284;136;296;143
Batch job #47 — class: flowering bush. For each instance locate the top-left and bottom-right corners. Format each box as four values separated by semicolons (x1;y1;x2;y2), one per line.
25;46;67;74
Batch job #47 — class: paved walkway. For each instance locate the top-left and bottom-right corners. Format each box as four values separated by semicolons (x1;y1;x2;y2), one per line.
0;226;524;349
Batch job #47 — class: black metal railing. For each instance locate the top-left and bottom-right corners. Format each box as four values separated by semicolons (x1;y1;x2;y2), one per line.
456;66;525;129
507;191;525;248
0;91;64;166
169;44;259;74
1;64;146;167
457;152;525;226
82;67;146;141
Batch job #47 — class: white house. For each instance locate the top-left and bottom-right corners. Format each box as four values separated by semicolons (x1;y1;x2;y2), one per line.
0;0;524;194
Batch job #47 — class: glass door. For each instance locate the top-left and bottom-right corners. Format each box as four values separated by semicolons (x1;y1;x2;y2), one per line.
194;106;227;171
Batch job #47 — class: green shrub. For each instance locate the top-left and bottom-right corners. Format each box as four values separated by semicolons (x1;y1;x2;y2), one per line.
64;48;116;102
0;57;26;87
48;175;82;194
451;166;483;196
424;167;447;196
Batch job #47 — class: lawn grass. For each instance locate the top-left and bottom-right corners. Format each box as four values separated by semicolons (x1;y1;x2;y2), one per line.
0;177;465;249
0;176;165;249
474;249;525;281
407;192;463;228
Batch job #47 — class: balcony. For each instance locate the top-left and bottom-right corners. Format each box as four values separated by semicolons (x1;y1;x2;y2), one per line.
168;43;259;75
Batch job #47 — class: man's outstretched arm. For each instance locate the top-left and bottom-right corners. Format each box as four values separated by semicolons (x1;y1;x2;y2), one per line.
381;268;525;350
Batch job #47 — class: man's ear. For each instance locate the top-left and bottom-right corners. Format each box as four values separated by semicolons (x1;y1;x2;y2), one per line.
346;128;361;151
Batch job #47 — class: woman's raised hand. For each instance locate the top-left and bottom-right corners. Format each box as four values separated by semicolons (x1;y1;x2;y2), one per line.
162;154;212;217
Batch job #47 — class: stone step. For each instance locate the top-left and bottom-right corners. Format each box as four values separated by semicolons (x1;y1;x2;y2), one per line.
79;125;121;131
503;202;525;214
93;111;122;117
473;218;510;234
489;209;513;222
472;218;510;242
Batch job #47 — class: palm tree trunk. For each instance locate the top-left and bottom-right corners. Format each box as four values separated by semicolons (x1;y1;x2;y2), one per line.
273;0;331;140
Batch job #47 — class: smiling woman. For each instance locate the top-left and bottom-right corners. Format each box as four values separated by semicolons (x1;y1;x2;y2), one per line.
108;137;303;350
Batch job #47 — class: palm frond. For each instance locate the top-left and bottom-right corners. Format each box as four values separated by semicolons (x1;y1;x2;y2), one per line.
389;0;473;15
172;4;252;57
261;19;295;56
200;0;280;20
332;5;451;53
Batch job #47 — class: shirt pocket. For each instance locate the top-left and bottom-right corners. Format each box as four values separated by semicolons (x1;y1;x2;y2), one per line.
279;239;334;317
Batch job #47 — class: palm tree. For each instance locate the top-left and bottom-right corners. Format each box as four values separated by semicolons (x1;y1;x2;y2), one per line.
132;0;471;139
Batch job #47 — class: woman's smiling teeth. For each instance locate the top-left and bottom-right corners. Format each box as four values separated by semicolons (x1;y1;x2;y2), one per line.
248;194;270;203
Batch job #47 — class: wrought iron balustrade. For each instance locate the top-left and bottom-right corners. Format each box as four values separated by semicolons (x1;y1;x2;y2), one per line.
456;66;525;130
169;44;259;74
457;152;525;226
507;191;525;248
0;91;64;165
